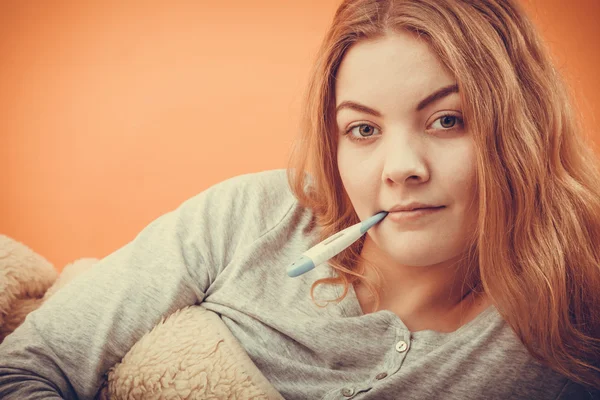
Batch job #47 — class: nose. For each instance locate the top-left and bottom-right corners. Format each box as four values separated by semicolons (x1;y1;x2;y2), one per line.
381;132;430;185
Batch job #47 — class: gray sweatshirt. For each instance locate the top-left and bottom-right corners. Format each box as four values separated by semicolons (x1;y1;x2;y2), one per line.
0;169;596;399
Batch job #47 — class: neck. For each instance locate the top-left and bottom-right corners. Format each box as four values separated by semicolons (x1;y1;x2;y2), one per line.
353;236;488;332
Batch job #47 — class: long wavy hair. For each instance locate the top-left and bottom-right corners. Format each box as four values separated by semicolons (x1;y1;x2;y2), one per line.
287;0;600;389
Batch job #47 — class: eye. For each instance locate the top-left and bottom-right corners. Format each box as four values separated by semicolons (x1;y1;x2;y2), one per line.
429;114;463;130
346;123;381;142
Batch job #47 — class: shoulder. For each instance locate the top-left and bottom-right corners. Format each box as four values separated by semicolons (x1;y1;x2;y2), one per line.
183;168;291;203
212;169;292;198
195;169;295;211
179;169;300;236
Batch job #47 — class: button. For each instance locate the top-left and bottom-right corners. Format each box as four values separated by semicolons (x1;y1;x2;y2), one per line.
395;340;409;353
375;372;388;380
341;387;355;397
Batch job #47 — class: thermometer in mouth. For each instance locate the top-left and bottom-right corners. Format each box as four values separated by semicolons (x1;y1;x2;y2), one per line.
287;211;388;277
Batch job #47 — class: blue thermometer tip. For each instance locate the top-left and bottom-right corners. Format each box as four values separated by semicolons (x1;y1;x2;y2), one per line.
360;211;389;234
287;255;315;277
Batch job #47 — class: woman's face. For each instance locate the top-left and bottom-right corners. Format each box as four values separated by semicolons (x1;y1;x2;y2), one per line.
335;30;478;268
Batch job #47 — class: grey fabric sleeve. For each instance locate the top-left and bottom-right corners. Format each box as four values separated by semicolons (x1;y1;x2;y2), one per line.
0;183;232;399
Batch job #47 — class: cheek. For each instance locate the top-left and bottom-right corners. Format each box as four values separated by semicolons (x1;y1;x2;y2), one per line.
453;165;476;196
337;144;357;187
460;154;478;197
338;161;364;199
440;143;477;191
337;147;378;208
445;153;478;215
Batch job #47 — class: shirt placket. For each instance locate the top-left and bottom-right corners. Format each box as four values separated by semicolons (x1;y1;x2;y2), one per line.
324;327;412;400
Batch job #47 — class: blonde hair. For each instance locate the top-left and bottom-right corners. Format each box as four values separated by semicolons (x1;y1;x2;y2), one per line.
287;0;600;389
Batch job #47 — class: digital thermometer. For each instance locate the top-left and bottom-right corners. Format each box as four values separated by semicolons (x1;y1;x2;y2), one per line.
287;211;388;277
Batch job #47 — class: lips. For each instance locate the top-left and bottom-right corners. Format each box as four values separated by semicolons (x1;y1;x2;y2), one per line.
388;203;444;213
390;206;444;212
386;206;445;223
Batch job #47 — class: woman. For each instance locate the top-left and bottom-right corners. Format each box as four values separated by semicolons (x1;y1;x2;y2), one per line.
1;0;598;398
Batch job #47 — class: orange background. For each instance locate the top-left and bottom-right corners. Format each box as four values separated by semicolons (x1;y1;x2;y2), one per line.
1;0;598;271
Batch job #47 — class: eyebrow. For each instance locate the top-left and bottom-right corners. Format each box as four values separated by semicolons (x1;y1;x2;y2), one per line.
335;83;459;116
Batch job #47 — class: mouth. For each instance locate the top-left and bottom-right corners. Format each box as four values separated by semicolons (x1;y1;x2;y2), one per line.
386;206;445;222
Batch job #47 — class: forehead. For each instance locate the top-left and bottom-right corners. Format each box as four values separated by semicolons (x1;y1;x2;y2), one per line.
335;31;456;105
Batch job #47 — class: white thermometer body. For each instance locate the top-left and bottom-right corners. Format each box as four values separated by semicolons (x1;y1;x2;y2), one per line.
287;211;388;277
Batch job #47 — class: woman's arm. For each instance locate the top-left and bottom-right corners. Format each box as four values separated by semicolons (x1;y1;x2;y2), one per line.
0;198;212;399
